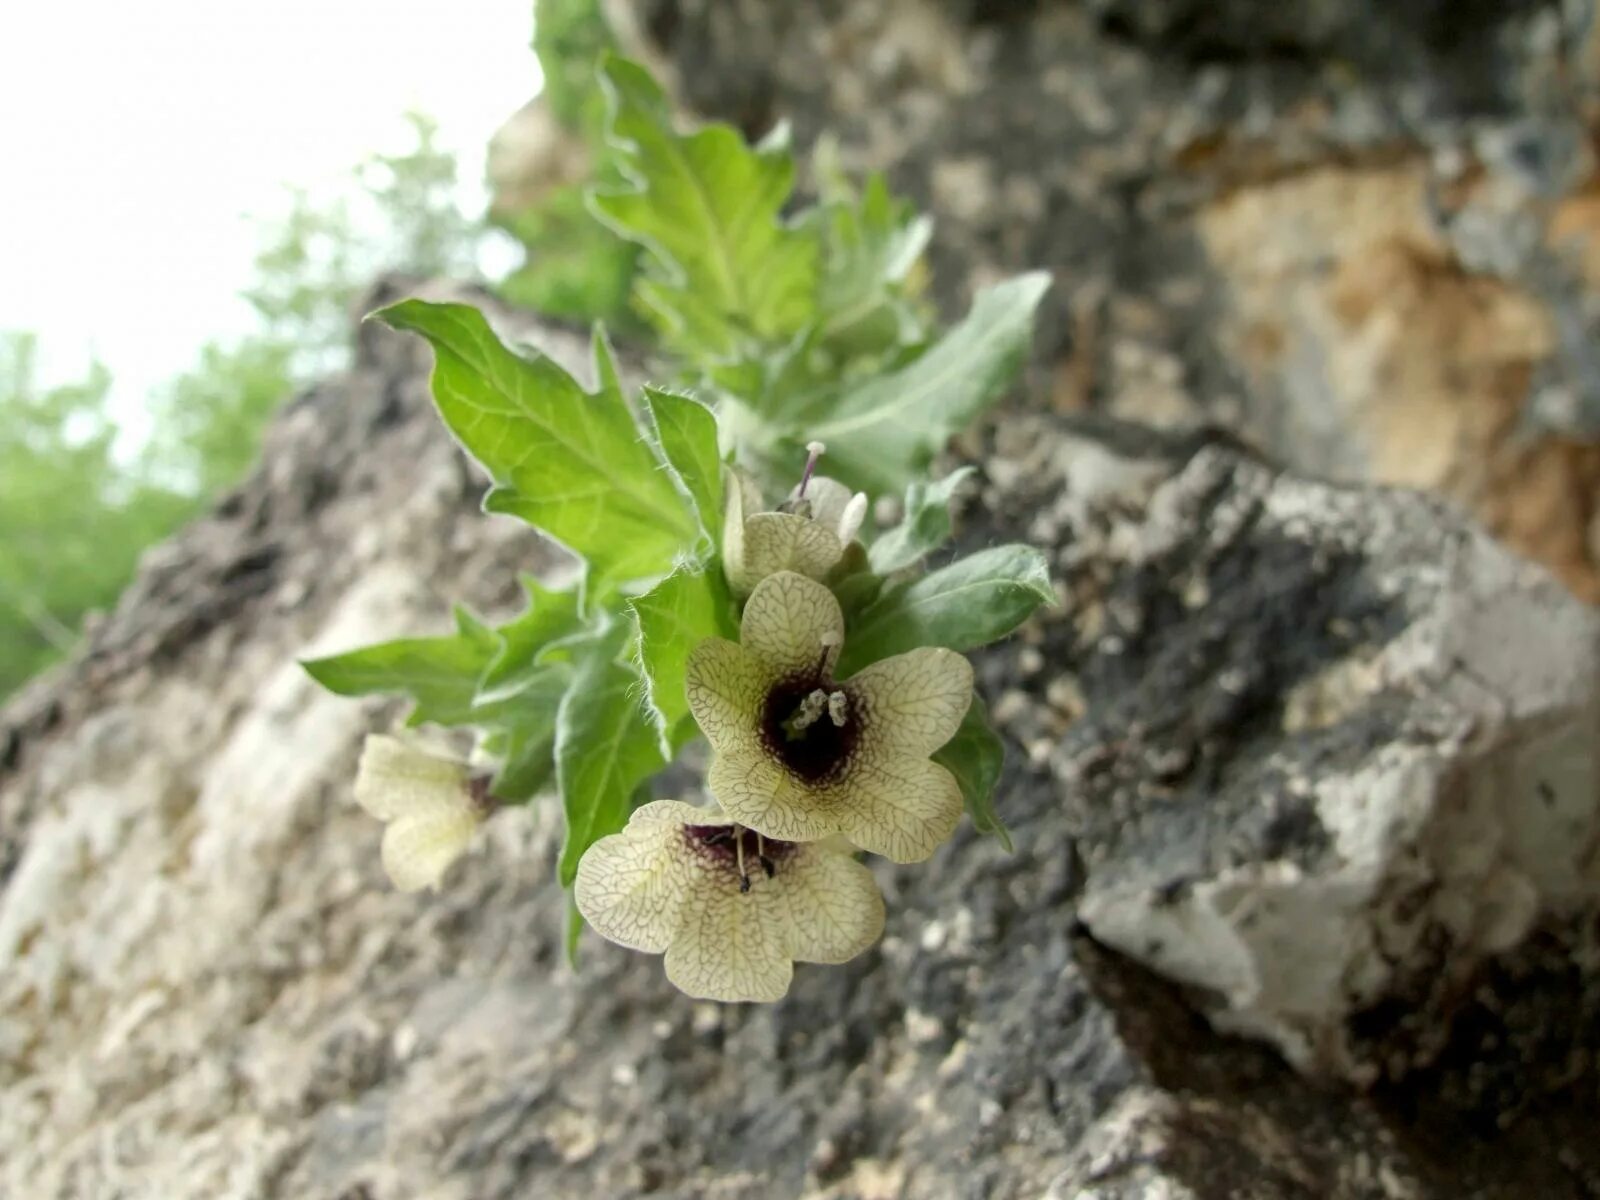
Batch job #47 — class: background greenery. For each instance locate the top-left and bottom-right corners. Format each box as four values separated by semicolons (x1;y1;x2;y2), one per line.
0;2;624;701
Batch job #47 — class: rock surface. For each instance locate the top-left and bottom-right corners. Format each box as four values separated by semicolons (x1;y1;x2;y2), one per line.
3;282;1600;1197
985;414;1600;1083
620;0;1600;598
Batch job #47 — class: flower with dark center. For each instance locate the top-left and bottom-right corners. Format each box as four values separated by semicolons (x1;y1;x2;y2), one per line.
721;444;867;597
686;570;973;863
574;800;885;1002
353;734;496;892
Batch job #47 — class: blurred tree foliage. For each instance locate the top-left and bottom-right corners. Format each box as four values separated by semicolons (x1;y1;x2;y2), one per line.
493;0;640;324
150;111;480;495
0;335;193;696
0;112;482;699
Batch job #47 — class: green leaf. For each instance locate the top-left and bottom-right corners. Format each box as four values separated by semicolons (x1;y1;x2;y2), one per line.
480;665;570;800
375;299;696;597
869;467;975;575
933;693;1012;851
803;272;1051;493
590;322;625;396
644;387;723;546
838;544;1053;674
554;626;667;886
590;56;816;358
631;560;738;753
811;169;933;360
301;606;499;726
479;575;583;702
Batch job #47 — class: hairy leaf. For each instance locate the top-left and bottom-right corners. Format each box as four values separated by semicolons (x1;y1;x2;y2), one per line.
869;467;975;575
812;170;932;360
644;388;723;547
838;544;1053;674
933;693;1012;851
804;273;1051;493
554;627;667;885
631;560;738;753
301;607;498;726
590;56;816;358
479;575;583;702
376;299;695;597
479;665;571;800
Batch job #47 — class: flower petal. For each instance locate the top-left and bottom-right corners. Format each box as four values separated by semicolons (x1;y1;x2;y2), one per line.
381;808;479;892
685;637;767;754
777;846;885;964
846;648;975;756
740;571;845;678
664;878;793;1002
353;734;468;821
730;513;843;595
709;747;840;843
834;755;964;864
574;800;704;953
792;476;861;540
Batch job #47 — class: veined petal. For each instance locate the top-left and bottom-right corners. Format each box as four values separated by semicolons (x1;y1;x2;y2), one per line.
709;747;840;843
665;876;793;1002
834;755;963;864
685;637;767;754
731;512;843;595
777;846;885;964
354;734;469;821
740;571;845;678
574;800;703;953
846;648;974;756
381;807;479;892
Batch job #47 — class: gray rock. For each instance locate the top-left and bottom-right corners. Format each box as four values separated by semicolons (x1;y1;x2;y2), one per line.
982;416;1600;1082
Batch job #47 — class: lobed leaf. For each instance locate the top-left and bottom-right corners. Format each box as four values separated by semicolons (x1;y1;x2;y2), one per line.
478;665;571;800
301;606;499;727
375;298;696;598
478;575;583;703
590;56;816;358
644;387;724;547
554;625;667;886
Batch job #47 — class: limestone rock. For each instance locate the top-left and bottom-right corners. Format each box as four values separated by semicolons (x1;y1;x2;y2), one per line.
984;413;1600;1082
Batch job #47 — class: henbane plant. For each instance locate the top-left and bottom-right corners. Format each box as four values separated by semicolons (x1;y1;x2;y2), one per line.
303;56;1052;1001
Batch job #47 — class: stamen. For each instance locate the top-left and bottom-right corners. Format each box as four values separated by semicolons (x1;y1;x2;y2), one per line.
736;826;750;893
783;689;831;738
827;691;849;727
798;440;826;498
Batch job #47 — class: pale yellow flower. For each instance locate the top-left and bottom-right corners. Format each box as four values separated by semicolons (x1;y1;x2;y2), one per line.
686;571;972;863
353;734;489;892
575;800;885;1002
721;461;867;596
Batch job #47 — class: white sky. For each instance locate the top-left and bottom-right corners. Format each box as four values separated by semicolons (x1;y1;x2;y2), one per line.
0;0;537;423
